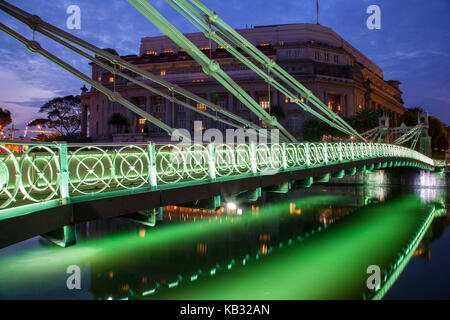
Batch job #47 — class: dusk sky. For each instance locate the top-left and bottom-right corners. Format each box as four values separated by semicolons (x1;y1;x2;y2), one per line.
0;0;449;128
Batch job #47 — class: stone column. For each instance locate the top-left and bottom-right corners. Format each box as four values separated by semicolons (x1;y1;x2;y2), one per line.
81;104;88;137
227;93;233;112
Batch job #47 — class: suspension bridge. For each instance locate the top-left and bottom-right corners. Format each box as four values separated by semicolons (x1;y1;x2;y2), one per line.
0;0;443;249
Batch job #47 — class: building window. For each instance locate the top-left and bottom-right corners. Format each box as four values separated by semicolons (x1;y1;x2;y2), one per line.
196;103;207;111
144;50;157;56
325;53;330;61
199;46;210;51
177;119;186;128
334;55;339;64
177;105;184;112
162;48;174;54
138;118;146;125
279;41;285;46
97;76;102;82
314;51;320;60
216;99;226;109
160;70;166;76
285;95;299;104
259;41;271;47
109;76;114;83
259;97;270;110
155;104;165;113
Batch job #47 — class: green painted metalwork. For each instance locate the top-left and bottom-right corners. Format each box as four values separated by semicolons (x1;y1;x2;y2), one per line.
127;0;296;142
0;140;435;215
162;0;364;140
0;1;266;139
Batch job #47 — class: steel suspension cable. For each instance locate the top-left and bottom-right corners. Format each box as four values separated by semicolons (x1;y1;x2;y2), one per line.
0;0;266;135
128;0;297;142
0;22;189;140
166;0;359;138
176;0;365;141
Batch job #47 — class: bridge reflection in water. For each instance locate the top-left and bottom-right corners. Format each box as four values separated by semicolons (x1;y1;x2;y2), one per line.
0;183;446;300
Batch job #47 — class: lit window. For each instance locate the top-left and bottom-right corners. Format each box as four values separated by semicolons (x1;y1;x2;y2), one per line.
162;48;174;54
109;76;114;83
279;41;285;46
285;95;299;104
196;103;207;111
118;65;125;70
259;42;270;47
259;97;270;109
144;50;157;55
328;101;333;109
139;118;146;125
160;70;166;76
97;76;102;81
199;46;210;51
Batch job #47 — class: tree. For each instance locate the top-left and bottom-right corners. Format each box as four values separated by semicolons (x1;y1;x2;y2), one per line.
0;108;12;130
269;104;286;122
347;108;381;133
27;95;81;136
399;107;423;126
399;107;448;155
108;113;129;134
428;116;448;155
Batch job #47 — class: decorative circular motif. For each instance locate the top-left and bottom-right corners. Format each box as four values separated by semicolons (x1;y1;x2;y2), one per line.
0;145;20;208
156;144;186;184
114;145;150;189
185;144;210;181
19;145;60;202
68;146;113;195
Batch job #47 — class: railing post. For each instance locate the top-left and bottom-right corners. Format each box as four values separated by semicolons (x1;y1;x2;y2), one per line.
281;143;287;170
148;142;158;188
57;142;70;205
208;143;216;181
249;143;257;175
305;143;311;167
351;143;355;161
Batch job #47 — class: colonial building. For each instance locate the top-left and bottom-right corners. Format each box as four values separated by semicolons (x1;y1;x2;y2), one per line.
80;23;406;142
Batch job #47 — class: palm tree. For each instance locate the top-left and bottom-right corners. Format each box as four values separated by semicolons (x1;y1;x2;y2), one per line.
108;113;129;134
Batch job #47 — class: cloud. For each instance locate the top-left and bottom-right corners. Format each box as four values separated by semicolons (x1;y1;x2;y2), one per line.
0;102;41;128
0;70;58;103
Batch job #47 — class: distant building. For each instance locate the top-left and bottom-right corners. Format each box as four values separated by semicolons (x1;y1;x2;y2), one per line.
80;23;406;142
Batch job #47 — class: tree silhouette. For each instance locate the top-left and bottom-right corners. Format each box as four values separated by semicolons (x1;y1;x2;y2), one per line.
27;95;81;136
0;108;12;130
108;113;129;134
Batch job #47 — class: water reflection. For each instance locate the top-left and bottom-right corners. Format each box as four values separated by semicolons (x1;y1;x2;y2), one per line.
0;173;448;300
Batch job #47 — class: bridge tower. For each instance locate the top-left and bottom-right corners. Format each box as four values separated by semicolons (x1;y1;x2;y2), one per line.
418;112;432;157
378;115;390;143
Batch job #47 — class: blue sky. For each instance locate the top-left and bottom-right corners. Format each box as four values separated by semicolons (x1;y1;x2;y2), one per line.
0;0;449;128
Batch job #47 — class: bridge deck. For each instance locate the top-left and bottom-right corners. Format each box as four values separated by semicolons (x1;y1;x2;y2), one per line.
0;141;436;248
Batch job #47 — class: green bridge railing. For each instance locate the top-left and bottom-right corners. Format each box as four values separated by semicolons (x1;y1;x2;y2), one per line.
0;141;435;214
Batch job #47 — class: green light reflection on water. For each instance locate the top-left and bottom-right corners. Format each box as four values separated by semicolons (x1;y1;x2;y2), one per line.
0;194;349;297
